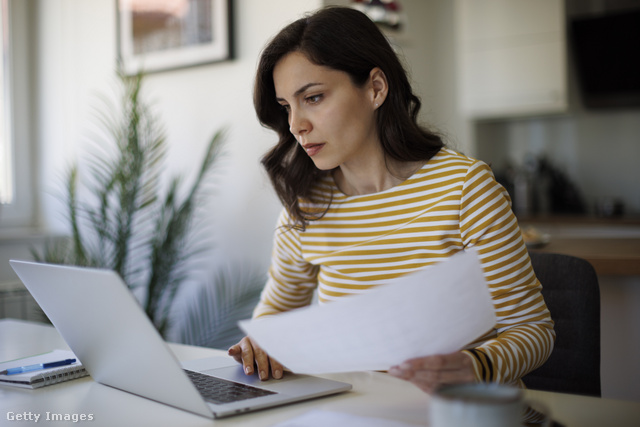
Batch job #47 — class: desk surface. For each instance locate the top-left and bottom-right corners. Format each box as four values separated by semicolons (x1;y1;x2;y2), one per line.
1;319;639;427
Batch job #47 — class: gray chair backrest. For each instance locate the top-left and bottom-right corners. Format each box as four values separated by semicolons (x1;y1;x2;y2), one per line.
523;252;601;396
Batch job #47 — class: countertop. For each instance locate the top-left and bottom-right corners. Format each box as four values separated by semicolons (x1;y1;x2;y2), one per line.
519;215;640;276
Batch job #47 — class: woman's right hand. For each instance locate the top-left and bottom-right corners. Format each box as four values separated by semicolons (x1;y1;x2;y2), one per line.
228;336;284;380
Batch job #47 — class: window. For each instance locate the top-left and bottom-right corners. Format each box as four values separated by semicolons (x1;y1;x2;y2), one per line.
0;0;12;206
0;0;34;231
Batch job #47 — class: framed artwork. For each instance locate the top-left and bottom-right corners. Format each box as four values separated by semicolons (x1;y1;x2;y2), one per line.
117;0;233;75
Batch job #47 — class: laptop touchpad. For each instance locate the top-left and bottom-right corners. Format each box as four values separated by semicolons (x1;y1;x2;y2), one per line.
201;366;298;387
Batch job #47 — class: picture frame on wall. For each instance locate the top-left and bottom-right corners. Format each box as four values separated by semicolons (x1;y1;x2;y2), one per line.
117;0;233;75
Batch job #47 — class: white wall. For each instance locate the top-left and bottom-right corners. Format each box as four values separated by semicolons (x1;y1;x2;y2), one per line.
33;0;323;279
327;0;468;154
27;0;465;277
2;0;464;280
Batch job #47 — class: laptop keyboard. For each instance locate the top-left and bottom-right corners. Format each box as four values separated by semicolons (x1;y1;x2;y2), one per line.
184;370;277;405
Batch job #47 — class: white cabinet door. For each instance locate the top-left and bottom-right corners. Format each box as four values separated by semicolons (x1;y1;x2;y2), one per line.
456;0;568;118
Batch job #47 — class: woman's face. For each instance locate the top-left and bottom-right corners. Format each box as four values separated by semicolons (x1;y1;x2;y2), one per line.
273;51;380;171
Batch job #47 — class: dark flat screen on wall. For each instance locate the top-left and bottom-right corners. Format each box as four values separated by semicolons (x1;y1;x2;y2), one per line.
570;9;640;109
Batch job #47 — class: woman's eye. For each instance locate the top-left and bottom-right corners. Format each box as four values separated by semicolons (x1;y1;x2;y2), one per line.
306;94;322;104
280;104;291;113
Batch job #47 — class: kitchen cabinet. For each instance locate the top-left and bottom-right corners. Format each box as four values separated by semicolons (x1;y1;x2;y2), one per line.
456;0;568;118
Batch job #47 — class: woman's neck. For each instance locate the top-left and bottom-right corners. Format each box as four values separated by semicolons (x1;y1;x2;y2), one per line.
333;158;424;196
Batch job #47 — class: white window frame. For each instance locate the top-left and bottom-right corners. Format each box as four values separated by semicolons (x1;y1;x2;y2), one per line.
0;0;12;206
0;0;35;232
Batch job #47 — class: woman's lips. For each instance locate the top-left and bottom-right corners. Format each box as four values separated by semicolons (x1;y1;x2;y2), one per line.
302;143;325;157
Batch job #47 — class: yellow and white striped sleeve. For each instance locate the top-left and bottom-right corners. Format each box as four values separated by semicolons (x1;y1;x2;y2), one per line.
252;209;318;318
459;161;556;385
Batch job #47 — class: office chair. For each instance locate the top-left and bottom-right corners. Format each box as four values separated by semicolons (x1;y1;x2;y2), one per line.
522;251;601;397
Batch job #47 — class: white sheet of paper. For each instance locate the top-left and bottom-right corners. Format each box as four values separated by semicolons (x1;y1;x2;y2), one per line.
239;249;496;374
272;410;420;427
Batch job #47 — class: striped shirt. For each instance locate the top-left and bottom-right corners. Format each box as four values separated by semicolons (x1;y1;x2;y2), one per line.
254;148;555;387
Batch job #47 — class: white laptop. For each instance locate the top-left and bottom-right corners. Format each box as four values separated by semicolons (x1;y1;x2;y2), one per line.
10;260;351;419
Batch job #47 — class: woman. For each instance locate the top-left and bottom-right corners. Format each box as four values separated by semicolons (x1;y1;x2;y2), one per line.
229;6;555;397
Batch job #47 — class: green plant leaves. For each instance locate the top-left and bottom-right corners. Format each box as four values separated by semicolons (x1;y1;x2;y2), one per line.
33;72;224;337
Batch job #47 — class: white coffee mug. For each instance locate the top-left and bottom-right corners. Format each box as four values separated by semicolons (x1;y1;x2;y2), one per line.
429;383;526;427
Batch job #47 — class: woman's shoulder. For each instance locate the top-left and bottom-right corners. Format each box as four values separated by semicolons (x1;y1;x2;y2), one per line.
430;147;481;165
418;147;490;175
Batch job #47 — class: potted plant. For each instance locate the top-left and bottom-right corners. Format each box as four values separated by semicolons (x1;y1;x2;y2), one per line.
34;71;223;338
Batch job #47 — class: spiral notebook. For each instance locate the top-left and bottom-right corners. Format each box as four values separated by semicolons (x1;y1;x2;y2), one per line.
0;349;88;389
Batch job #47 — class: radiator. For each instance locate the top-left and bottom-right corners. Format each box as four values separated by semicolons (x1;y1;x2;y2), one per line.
0;280;42;321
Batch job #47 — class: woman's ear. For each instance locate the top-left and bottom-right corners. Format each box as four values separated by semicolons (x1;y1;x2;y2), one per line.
370;67;388;109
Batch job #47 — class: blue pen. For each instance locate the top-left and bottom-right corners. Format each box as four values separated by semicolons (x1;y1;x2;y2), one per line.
0;358;77;376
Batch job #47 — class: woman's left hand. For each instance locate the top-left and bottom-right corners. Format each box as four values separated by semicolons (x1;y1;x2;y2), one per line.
388;351;476;393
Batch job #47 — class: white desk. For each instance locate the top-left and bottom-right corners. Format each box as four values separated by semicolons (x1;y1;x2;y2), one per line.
1;319;639;426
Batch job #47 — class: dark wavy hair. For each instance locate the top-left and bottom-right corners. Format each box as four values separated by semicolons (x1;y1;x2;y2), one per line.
255;6;444;230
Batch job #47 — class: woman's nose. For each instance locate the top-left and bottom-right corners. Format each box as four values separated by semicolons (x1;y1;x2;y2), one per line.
289;109;311;137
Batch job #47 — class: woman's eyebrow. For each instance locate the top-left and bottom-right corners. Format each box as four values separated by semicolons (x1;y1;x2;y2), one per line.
276;82;323;102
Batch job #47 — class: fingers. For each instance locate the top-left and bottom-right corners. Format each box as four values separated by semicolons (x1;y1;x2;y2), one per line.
251;339;271;380
402;352;472;371
270;357;284;380
237;336;256;375
228;336;284;380
227;344;243;364
227;336;256;375
403;365;475;394
389;352;475;394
